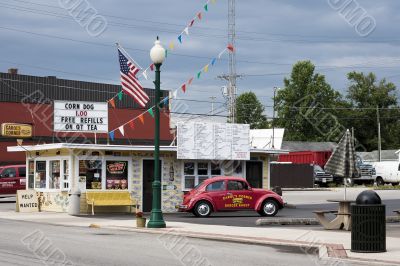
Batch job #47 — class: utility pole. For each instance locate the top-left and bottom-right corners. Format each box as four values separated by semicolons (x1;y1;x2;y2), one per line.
376;106;381;162
209;96;216;115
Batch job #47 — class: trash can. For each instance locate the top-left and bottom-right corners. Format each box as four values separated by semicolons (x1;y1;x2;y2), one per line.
351;190;386;253
68;189;81;216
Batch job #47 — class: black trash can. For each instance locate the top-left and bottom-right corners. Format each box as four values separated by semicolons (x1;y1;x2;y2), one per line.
351;190;386;253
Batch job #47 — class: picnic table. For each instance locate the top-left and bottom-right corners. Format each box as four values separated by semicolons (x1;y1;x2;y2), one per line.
313;199;355;231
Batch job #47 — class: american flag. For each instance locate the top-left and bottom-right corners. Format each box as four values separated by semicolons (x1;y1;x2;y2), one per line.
118;48;149;107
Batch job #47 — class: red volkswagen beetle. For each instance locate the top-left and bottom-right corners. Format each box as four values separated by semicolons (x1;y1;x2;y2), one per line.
179;176;284;217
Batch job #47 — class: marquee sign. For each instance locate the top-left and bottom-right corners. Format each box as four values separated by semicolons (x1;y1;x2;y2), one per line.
53;101;108;132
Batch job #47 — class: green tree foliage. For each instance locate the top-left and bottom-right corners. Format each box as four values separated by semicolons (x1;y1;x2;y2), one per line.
342;72;399;150
274;60;344;141
235;92;268;129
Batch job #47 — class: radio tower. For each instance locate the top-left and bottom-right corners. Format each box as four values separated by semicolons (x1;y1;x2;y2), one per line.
228;0;236;123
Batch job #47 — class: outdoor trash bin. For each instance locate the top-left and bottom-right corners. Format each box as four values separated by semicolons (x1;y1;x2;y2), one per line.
351;190;386;253
68;189;81;216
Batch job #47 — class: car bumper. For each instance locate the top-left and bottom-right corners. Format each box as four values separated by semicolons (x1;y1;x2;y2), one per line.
178;204;189;212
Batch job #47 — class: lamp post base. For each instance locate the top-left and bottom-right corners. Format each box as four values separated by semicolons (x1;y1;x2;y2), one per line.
147;209;166;228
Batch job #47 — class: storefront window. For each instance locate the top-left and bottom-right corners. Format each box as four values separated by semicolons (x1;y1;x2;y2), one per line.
106;161;128;190
211;162;221;176
28;161;34;189
79;160;102;190
35;161;46;189
183;162;214;190
49;160;61;189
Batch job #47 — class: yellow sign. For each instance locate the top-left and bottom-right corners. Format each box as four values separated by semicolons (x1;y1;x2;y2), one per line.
1;123;32;138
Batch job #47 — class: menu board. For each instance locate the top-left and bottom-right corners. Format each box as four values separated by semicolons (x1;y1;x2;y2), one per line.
177;122;250;160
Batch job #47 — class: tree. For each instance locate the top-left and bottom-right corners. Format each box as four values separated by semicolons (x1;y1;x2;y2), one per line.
343;71;399;150
235;92;268;129
274;60;344;142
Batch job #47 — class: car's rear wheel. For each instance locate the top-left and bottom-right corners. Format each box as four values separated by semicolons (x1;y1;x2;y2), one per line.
258;199;279;217
193;201;212;217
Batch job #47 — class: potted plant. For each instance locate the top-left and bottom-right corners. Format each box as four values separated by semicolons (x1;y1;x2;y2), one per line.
136;211;146;228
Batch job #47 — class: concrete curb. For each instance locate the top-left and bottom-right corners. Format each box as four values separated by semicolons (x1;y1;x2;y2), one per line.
282;188;332;191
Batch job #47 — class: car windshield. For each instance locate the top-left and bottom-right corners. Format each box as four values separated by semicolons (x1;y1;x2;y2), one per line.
314;165;324;172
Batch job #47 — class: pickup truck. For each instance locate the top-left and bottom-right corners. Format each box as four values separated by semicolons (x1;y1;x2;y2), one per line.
314;165;334;186
0;165;26;195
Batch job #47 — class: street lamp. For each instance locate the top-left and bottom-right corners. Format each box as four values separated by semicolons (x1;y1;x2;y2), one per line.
147;37;166;228
272;87;280;149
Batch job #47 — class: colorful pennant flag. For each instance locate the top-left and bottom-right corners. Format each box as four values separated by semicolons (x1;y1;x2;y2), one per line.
183;27;189;35
109;131;115;141
142;69;148;80
150;64;154;71
163;97;169;107
211;58;217;66
148;108;154;118
129;120;135;129
172;89;178;99
227;43;235;52
169;41;175;50
118;91;123;101
197;71;201;79
189;19;195;27
178;35;182;44
188;77;194;85
109;98;116;108
204;4;208;11
181;84;186;93
204;64;209;72
138;114;144;124
218;49;226;59
118;125;124;136
197;12;202;20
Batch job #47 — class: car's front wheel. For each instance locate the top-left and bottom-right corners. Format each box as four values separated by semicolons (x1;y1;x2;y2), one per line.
193;201;212;217
258;199;279;217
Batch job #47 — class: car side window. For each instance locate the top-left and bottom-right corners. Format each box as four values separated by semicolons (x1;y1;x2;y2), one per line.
1;167;16;178
18;167;26;177
227;181;248;190
206;181;225;191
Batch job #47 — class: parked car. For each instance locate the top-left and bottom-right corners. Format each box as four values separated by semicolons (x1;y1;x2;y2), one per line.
313;165;334;186
372;161;400;186
179;176;284;217
0;165;26;195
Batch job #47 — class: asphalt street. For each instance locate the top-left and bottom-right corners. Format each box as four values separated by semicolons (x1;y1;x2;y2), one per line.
0;218;365;266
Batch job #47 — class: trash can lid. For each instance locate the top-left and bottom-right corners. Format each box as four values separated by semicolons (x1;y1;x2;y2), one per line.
356;190;382;205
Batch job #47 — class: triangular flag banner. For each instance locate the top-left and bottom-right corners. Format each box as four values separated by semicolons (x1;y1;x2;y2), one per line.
211;58;217;66
189;19;195;27
163;97;169;107
197;12;202;20
183;27;189;35
204;64;209;72
172;89;178;99
118;125;124;136
218;49;226;59
148;108;154;118
118;91;123;101
178;35;182;44
204;4;208;11
227;43;235;52
188;77;194;85
197;71;201;79
129;120;135;129
142;69;148;80
150;64;154;71
138;114;144;124
181;84;186;93
109;98;116;108
109;131;115;141
169;41;175;50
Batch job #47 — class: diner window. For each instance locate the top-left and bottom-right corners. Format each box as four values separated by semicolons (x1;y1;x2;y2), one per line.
35;161;46;189
79;160;102;190
211;162;221;176
49;160;61;189
183;162;212;190
106;161;128;190
27;161;34;189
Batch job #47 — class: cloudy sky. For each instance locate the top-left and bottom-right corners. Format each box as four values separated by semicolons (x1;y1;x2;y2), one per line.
1;0;400;119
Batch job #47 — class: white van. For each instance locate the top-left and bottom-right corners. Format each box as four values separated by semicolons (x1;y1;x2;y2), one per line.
372;161;400;186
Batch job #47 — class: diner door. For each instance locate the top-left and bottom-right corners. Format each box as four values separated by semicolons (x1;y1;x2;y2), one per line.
246;161;263;188
142;160;161;212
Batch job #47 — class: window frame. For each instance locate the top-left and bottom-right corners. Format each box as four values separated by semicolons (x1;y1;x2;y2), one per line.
182;162;212;191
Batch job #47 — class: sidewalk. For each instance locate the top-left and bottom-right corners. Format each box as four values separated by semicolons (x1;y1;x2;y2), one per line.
0;210;399;265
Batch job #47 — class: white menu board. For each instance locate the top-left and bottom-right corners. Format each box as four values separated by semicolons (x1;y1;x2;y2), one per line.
177;122;250;160
54;101;108;132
